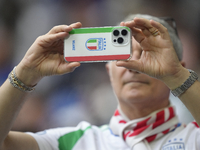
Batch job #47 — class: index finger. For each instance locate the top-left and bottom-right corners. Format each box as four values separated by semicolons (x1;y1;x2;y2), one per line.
133;18;153;29
48;25;72;34
48;22;82;34
124;18;157;37
134;18;170;40
150;20;170;39
69;22;82;29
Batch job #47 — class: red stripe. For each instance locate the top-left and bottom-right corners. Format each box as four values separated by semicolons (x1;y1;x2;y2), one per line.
129;125;151;137
128;117;151;137
87;46;97;50
153;110;165;129
119;120;127;124
134;117;151;130
65;54;130;62
166;107;175;121
192;121;199;128
123;131;130;140
114;110;120;116
162;128;170;134
146;134;157;143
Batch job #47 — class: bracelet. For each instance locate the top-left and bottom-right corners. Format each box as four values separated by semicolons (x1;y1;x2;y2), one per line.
171;69;198;97
8;67;36;92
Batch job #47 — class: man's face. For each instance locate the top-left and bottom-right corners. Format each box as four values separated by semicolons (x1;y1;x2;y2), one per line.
107;38;170;106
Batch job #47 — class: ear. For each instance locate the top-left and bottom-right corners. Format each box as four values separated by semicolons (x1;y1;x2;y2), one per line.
180;61;186;67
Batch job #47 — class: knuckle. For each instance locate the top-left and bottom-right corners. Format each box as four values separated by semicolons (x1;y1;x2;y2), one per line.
163;27;168;32
49;26;60;33
36;35;43;41
52;25;59;30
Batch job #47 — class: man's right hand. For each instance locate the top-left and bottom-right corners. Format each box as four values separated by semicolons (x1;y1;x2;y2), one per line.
16;22;82;87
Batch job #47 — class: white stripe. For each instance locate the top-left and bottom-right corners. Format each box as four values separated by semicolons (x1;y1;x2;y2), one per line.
164;108;170;121
87;42;97;47
147;115;156;125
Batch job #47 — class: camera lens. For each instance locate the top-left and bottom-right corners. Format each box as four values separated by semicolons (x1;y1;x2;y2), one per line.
113;30;120;36
117;37;124;44
121;29;128;36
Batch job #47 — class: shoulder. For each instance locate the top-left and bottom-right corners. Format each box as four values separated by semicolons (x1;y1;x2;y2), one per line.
151;122;200;150
179;121;200;137
26;121;108;150
27;121;97;140
50;121;94;136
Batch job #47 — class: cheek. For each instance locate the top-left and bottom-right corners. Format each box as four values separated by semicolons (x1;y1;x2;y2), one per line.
110;75;122;96
109;69;124;97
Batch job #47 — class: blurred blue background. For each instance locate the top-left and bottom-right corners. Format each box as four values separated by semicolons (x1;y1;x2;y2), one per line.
0;0;199;132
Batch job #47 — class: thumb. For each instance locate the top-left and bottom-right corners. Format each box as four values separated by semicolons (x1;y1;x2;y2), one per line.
57;62;81;75
116;60;142;72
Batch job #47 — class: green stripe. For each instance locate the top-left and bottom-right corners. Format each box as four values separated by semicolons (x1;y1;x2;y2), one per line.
58;126;91;150
69;27;112;34
69;27;130;34
87;39;97;43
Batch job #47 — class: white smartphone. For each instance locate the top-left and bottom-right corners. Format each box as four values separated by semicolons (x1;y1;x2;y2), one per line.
64;26;132;62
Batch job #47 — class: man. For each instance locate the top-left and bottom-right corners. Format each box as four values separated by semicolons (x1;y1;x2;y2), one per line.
0;14;200;150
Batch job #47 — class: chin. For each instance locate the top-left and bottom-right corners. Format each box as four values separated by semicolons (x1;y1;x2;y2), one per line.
121;91;149;103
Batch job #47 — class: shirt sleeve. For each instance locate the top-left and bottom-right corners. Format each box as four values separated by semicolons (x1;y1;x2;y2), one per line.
26;121;91;150
26;129;60;150
186;122;200;150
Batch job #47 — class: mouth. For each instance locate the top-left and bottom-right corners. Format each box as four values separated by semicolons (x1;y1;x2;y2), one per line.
123;80;149;85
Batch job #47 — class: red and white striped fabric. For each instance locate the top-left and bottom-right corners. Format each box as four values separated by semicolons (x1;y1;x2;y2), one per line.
109;105;179;149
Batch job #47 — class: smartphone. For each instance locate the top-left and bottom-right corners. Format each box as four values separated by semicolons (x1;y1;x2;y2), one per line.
64;26;132;62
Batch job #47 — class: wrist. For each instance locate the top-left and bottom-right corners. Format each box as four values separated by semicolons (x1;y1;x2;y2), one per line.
162;67;191;90
171;69;198;97
8;67;36;92
15;64;42;87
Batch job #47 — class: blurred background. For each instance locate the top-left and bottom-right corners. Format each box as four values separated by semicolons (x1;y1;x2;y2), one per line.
0;0;200;132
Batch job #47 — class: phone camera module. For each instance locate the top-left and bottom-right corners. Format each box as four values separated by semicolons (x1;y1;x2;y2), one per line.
112;28;129;46
121;29;128;36
113;30;120;36
117;37;124;44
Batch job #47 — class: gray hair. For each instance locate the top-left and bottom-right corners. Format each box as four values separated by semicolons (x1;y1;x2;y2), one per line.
121;14;183;60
